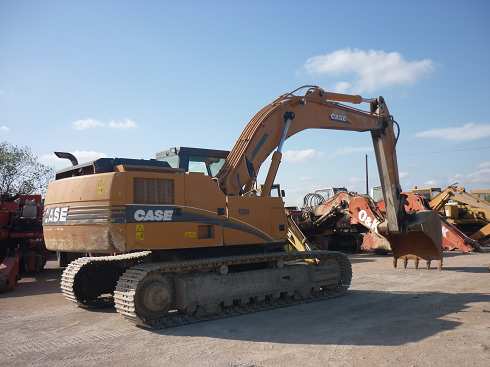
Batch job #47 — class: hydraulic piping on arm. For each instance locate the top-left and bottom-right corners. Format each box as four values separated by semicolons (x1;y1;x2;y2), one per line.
261;111;295;197
217;86;443;268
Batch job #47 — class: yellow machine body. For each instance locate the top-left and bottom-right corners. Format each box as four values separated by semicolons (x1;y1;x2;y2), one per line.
44;169;286;253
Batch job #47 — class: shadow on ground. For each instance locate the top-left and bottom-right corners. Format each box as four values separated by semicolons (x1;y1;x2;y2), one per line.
347;253;380;264
0;267;62;298
153;289;490;346
443;266;490;273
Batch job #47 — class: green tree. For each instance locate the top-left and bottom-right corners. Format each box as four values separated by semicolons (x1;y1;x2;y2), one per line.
0;141;54;197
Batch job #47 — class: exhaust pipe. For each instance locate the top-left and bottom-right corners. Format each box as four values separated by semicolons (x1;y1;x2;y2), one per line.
54;152;78;166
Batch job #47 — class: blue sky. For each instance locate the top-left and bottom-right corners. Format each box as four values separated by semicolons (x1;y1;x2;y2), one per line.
1;1;489;205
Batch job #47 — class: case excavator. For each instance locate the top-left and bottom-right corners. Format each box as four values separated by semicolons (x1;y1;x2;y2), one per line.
43;86;442;328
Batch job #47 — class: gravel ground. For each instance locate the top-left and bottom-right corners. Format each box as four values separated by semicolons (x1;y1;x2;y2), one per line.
1;252;489;367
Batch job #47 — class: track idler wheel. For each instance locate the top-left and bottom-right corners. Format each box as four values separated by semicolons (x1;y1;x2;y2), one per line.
134;273;175;323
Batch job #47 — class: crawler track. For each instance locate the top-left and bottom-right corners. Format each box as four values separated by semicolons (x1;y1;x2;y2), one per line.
60;251;151;308
114;251;351;329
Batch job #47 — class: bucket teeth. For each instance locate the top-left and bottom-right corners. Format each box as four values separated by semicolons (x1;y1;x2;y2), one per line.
392;256;442;270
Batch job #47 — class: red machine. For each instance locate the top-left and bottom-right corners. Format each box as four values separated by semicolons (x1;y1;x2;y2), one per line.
293;189;479;269
377;192;480;253
293;191;400;258
0;194;48;292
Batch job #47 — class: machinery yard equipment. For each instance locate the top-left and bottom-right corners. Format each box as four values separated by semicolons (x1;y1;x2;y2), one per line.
411;186;442;201
470;189;490;203
43;86;442;329
292;191;387;254
412;185;490;245
0;194;47;292
380;192;482;252
293;189;480;261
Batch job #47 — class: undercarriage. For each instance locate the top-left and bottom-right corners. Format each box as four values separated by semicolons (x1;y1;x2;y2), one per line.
61;250;351;329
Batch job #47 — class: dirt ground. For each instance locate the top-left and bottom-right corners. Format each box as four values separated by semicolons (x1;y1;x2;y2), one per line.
1;253;489;367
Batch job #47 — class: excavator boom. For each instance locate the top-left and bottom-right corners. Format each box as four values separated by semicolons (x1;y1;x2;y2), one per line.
217;86;442;266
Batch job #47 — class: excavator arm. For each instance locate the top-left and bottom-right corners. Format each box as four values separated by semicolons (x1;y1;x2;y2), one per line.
217;86;443;267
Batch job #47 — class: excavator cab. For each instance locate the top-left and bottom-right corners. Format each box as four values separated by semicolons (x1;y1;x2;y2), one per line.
156;147;229;177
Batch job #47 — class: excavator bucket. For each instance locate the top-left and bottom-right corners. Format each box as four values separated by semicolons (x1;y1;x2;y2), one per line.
386;210;443;269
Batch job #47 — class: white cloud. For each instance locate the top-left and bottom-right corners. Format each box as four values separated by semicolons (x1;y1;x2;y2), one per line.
0;125;10;133
304;48;433;93
348;176;363;184
415;123;490;141
41;150;107;170
424;179;439;186
72;118;137;130
479;161;490;169
447;164;489;185
108;119;137;129
283;146;371;163
283;149;322;163
466;168;490;184
399;171;409;179
328;146;372;159
299;176;312;181
73;118;104;130
333;81;352;93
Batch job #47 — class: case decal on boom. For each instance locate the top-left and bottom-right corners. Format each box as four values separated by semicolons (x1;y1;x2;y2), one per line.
330;113;348;122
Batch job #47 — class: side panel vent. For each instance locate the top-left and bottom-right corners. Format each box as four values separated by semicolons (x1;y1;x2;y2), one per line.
198;225;214;239
134;178;174;204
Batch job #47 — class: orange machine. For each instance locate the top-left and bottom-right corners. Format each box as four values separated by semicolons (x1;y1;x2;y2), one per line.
43;86;442;328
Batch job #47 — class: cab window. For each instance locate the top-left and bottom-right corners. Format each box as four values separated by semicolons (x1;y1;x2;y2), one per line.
188;155;226;177
158;155;179;168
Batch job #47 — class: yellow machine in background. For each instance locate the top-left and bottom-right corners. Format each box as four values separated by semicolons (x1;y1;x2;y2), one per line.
410;186;442;201
43;86;442;328
409;185;490;244
471;189;490;203
429;186;490;243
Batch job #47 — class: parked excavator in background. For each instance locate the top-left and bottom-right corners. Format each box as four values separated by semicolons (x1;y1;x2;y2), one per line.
0;194;47;292
293;185;484;259
43;86;442;329
378;191;482;252
419;185;490;246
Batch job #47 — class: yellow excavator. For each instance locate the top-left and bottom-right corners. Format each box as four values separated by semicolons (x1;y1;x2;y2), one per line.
428;185;490;243
43;86;442;328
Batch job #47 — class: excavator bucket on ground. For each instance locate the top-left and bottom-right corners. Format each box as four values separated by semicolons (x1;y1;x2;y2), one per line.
387;210;443;269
